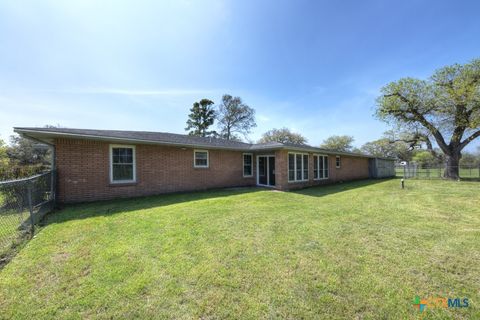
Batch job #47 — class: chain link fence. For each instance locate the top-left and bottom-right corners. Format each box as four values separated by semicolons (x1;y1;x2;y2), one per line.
395;164;480;179
0;170;55;258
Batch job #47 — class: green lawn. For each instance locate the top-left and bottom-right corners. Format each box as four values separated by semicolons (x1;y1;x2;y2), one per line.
0;192;27;254
0;179;478;319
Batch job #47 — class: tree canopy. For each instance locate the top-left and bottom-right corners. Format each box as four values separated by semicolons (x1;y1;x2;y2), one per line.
0;138;9;167
217;94;256;140
185;99;216;137
376;58;480;179
360;138;411;160
320;135;354;152
258;128;307;145
7;134;51;166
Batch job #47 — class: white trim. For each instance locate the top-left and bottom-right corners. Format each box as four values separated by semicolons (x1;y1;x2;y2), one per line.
193;149;209;168
287;152;309;183
256;155;275;187
336;155;341;168
313;154;329;180
109;144;136;184
243;153;253;177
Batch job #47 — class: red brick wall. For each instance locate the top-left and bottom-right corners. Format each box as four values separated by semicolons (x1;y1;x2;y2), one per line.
55;139;371;202
55;139;256;203
274;151;370;190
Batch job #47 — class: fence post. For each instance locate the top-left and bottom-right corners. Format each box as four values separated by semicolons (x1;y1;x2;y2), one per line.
27;182;35;235
50;170;55;203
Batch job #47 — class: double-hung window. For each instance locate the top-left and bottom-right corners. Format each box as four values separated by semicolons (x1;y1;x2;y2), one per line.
243;153;253;177
313;155;329;179
336;156;341;168
194;150;209;168
110;145;136;183
288;153;309;182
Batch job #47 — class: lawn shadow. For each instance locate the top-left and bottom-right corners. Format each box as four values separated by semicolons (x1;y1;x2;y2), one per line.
459;177;480;182
41;179;396;226
41;187;264;226
291;178;395;198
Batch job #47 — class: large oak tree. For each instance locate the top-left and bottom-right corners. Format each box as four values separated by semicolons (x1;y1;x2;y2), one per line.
376;59;480;179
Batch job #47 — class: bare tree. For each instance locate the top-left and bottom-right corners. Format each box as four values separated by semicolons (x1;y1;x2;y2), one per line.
217;94;256;140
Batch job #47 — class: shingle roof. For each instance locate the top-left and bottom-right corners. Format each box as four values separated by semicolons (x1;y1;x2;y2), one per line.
14;127;390;159
14;127;252;150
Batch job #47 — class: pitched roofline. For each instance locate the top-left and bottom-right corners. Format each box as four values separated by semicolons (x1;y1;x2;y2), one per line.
14;127;395;160
14;128;254;151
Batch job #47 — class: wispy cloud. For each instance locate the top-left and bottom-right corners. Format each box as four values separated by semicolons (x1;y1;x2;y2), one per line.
56;88;219;96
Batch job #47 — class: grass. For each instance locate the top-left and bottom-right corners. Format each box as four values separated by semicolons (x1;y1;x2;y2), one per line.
0;193;28;254
0;179;478;319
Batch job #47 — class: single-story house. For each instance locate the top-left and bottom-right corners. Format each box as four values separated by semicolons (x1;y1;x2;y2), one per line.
14;127;395;203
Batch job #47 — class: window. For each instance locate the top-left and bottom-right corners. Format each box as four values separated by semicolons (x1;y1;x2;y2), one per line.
336;156;341;168
303;154;309;180
288;153;309;182
243;153;253;177
194;150;209;168
110;145;136;183
288;154;295;181
313;155;329;180
296;154;302;180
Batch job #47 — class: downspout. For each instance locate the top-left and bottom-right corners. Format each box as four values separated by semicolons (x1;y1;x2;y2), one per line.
50;144;56;204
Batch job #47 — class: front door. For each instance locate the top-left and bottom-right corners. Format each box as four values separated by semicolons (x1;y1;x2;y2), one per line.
257;156;275;186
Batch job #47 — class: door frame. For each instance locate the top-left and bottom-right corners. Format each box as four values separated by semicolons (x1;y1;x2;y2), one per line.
256;155;276;187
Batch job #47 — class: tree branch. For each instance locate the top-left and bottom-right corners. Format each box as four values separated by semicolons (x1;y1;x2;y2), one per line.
460;130;480;150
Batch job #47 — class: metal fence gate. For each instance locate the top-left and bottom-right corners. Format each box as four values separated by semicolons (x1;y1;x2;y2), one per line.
0;170;56;258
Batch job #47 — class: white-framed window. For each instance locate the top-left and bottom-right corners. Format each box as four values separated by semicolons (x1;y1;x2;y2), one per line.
336;156;341;168
288;152;309;182
313;154;329;180
194;149;209;168
110;145;136;183
243;153;253;177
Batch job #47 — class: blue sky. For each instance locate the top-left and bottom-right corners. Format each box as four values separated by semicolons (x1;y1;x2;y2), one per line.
1;0;479;150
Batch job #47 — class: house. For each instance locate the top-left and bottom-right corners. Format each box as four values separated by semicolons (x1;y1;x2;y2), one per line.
14;127;395;203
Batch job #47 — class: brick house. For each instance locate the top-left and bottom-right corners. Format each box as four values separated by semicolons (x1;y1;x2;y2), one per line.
15;127;395;203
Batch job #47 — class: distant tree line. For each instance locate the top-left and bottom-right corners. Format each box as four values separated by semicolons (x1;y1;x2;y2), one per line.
0;130;53;180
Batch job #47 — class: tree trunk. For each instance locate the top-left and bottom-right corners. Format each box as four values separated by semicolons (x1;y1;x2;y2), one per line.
444;152;461;180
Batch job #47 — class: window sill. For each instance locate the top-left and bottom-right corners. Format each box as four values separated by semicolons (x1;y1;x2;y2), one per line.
243;175;254;178
288;180;309;183
313;178;329;181
109;182;137;187
193;166;209;169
